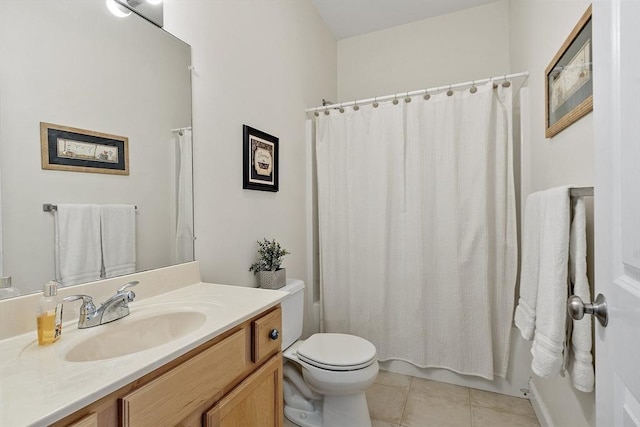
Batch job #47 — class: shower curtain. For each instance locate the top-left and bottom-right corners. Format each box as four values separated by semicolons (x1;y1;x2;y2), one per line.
175;128;194;263
315;82;517;380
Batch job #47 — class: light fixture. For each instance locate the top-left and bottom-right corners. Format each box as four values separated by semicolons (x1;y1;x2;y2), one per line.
146;0;163;5
106;0;131;17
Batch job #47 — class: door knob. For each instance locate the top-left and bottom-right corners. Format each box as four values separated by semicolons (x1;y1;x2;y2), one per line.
567;293;608;327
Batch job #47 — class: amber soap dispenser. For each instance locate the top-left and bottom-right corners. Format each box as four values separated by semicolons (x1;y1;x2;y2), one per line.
37;281;63;345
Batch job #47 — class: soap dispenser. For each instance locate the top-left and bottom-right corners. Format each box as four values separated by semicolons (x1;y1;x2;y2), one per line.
37;281;63;345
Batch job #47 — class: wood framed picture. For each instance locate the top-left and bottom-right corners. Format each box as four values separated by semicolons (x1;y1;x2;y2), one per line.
545;5;593;138
40;122;129;175
243;125;279;192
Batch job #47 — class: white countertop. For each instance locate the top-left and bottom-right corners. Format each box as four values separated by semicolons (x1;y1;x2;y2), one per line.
0;282;286;427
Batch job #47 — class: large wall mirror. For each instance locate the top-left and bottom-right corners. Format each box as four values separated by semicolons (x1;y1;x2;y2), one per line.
0;0;193;298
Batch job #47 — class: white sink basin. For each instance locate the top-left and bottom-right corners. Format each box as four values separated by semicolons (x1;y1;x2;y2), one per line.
64;307;208;362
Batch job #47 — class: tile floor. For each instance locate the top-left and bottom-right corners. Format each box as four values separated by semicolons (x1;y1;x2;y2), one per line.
367;371;540;427
285;370;540;427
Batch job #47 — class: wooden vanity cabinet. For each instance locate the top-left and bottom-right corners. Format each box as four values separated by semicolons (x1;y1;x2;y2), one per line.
54;305;283;427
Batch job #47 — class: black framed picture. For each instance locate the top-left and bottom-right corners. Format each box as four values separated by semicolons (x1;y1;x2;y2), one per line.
40;122;129;175
243;125;279;192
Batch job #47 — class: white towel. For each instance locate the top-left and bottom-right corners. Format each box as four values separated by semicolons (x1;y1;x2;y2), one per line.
100;205;136;278
568;197;594;392
514;186;570;378
54;204;102;286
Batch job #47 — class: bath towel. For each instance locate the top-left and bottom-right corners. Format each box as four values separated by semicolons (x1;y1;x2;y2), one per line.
568;197;594;392
100;205;136;278
514;186;570;378
54;204;102;286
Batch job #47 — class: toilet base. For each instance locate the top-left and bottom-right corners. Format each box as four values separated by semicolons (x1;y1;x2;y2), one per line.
323;393;372;427
285;393;372;427
284;403;323;427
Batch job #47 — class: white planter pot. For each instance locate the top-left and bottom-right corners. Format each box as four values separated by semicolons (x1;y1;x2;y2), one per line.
258;268;286;289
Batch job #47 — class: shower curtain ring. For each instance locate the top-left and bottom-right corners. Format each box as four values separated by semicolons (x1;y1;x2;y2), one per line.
470;81;477;94
339;103;345;113
373;97;379;108
423;90;430;100
447;85;454;96
324;106;330;115
353;101;359;111
404;92;411;103
502;75;511;88
392;94;399;105
314;107;319;117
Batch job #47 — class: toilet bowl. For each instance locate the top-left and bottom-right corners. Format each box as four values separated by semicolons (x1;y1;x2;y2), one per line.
279;280;379;427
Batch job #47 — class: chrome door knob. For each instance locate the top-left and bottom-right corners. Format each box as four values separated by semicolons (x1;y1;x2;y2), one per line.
567;293;608;327
269;329;280;340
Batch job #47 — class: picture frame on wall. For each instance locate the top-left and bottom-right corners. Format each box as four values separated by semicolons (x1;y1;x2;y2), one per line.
243;125;279;192
40;122;129;175
545;5;593;138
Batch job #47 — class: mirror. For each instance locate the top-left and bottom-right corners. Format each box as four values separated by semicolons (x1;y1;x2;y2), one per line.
0;0;193;298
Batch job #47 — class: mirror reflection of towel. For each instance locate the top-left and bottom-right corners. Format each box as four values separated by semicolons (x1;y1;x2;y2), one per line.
55;204;102;286
101;205;136;278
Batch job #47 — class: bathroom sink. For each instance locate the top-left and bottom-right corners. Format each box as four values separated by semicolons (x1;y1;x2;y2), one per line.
64;309;208;362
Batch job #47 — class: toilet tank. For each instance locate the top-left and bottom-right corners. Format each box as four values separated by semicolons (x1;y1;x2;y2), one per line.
279;279;305;350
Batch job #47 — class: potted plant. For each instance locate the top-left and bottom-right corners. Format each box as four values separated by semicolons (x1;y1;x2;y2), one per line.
249;238;290;289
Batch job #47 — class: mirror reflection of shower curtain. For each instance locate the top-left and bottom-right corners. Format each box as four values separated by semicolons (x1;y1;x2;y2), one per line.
175;128;194;263
315;82;517;380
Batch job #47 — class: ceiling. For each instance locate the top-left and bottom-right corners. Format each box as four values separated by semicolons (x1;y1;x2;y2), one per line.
309;0;500;40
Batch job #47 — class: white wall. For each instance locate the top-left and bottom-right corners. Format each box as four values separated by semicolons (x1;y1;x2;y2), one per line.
163;0;336;336
0;0;191;295
337;0;510;101
509;1;595;426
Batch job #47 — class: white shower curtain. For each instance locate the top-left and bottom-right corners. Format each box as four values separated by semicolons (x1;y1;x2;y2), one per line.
175;128;194;263
316;82;517;380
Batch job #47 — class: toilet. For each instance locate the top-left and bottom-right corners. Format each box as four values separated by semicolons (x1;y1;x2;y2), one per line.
280;279;379;427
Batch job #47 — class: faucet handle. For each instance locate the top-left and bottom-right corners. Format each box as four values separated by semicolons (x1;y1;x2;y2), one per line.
62;294;97;315
118;281;139;293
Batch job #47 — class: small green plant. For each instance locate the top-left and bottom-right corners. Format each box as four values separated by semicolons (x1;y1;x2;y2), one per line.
249;238;290;274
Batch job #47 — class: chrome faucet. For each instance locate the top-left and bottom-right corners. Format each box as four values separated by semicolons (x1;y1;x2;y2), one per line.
63;281;138;329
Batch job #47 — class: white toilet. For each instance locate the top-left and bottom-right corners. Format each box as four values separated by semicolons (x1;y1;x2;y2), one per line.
280;279;379;427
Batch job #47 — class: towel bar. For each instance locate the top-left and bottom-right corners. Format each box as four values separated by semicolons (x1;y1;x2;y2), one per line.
43;204;137;212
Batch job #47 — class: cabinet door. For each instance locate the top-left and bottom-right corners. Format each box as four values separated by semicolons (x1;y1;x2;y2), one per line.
65;413;98;427
205;354;283;427
121;329;247;427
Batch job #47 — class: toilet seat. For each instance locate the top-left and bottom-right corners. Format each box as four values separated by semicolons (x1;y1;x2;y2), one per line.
296;333;376;371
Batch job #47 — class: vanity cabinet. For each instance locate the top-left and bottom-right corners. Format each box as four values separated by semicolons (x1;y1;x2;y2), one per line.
53;305;283;427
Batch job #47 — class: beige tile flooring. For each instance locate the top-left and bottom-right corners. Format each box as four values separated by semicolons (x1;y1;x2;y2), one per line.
284;370;540;427
367;371;540;427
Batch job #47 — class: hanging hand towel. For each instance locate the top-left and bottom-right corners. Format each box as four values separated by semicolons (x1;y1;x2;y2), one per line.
54;204;102;286
514;186;570;378
568;197;594;392
101;205;136;278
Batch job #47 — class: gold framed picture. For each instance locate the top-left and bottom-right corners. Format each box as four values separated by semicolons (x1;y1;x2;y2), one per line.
40;122;129;175
545;5;593;138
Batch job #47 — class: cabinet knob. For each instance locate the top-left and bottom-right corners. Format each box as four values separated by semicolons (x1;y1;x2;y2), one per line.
269;329;280;340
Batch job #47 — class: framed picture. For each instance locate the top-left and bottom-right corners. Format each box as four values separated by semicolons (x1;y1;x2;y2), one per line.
545;5;593;138
243;125;279;192
40;122;129;175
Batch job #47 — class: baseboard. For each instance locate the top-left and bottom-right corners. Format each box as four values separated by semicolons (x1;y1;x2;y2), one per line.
529;378;552;427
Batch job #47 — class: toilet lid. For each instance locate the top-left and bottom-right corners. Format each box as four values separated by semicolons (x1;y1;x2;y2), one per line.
296;333;376;371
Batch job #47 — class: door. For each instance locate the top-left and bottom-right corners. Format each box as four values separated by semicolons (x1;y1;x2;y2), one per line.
205;355;283;427
593;0;640;425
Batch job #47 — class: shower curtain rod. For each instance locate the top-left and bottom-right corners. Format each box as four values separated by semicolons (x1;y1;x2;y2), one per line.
305;71;529;113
